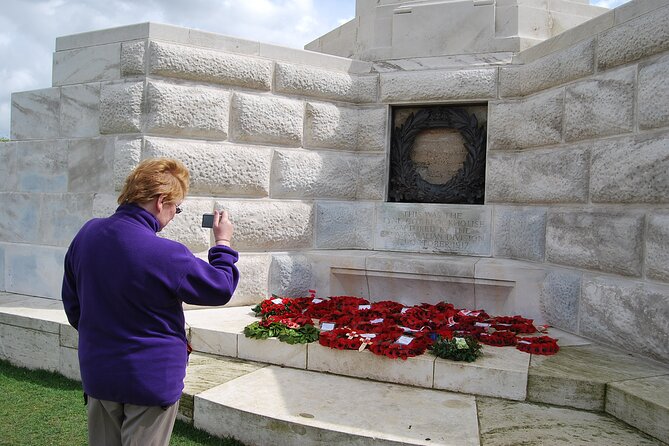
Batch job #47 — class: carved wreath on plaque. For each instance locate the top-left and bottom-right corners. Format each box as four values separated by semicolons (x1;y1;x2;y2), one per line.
388;107;486;204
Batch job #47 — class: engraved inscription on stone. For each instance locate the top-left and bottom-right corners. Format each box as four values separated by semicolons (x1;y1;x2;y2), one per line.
375;203;492;255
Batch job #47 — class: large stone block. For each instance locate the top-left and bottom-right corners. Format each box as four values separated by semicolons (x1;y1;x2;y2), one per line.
0;142;17;192
590;132;669;203
68;137;115;193
546;211;644;276
380;68;497;102
144;137;271;197
214;200;313;250
92;194;118;218
271;150;358;199
232;254;271;306
488;89;563;151
274;63;377;103
500;39;595;97
315;202;375;250
646;213;669;283
269;254;313;297
120;41;145;76
0;324;59;372
358;107;387;152
4;243;67;299
159;198;214;253
146;81;230;139
580;276;669;363
540;268;581;332
356;155;386;200
99;81;144;134
15;140;68;193
147;41;272;90
113;138;142;191
10;88;61;140
597;4;669;70
564;66;635;142
486;148;588;203
493;206;546;262
40;194;93;247
638;54;669;130
304;102;357;150
230;93;303;147
0;194;40;244
0;244;5;291
52;42;121;86
60;83;101;138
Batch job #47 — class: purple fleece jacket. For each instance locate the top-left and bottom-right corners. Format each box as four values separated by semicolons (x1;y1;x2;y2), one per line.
61;204;239;406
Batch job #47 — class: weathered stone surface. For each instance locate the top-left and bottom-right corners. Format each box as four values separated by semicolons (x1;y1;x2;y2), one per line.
232;254;271;306
4;244;67;299
639;54;669;130
146;81;230;139
546;211;643;276
0;324;59;371
0;143;17;193
92;194;117;218
230;93;303;146
120;41;145;76
271;150;357;199
0;193;40;243
487;148;588;203
493;206;546;262
40;194;93;247
15;139;68;193
357;107;387;152
269;254;313;297
99;81;143;134
60;83;101;138
52;42;121;86
380;68;497;102
113;138;142;191
68;137;115;193
144;137;271;197
10;88;61;140
500;39;595;97
590;132;669;203
304;102;357;150
647;213;669;283
564;66;635;142
316;202;375;249
0;245;5;290
581;276;669;363
597;4;669;70
488;89;563;150
148;41;272;90
159;198;213;253
214;200;313;250
540;268;581;332
275;63;376;103
356;155;385;200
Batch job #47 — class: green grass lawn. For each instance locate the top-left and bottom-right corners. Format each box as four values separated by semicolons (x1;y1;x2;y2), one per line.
0;359;244;446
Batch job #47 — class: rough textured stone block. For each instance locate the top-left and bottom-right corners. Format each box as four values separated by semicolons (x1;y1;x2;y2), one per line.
0;194;40;244
316;202;375;250
0;324;59;371
214;200;313;250
646;213;669;283
564;66;635;142
16;140;68;193
120;41;146;76
271;150;357;199
0;142;17;192
144;137;271;197
590;132;669;203
275;63;377;103
92;194;118;218
493;206;546;262
113;138;142;191
581;277;669;363
10;88;61;140
146;81;230;139
488;90;563;150
232;254;271;306
597;4;669;70
4;244;67;299
148;41;272;90
546;211;643;276
53;42;121;86
60;83;101;138
540;268;581;332
159;198;213;253
40;193;93;247
304;102;357;150
487;148;588;203
500;39;594;97
269;254;313;297
638;54;669;130
358;107;387;152
99;81;143;134
68;137;115;193
230;93;302;146
356;155;386;200
380;69;497;102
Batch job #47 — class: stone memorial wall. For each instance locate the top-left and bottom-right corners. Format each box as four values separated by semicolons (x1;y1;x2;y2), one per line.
2;1;669;363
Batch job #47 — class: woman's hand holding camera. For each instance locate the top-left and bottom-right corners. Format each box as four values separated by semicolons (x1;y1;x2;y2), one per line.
213;210;233;247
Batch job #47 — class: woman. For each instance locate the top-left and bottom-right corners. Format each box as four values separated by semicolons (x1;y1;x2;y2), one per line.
62;158;239;446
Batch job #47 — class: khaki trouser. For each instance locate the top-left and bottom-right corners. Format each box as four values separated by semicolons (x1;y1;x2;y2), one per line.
87;396;179;446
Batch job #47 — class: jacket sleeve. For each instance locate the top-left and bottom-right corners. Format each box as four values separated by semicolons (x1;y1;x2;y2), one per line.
61;244;80;330
176;245;240;306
